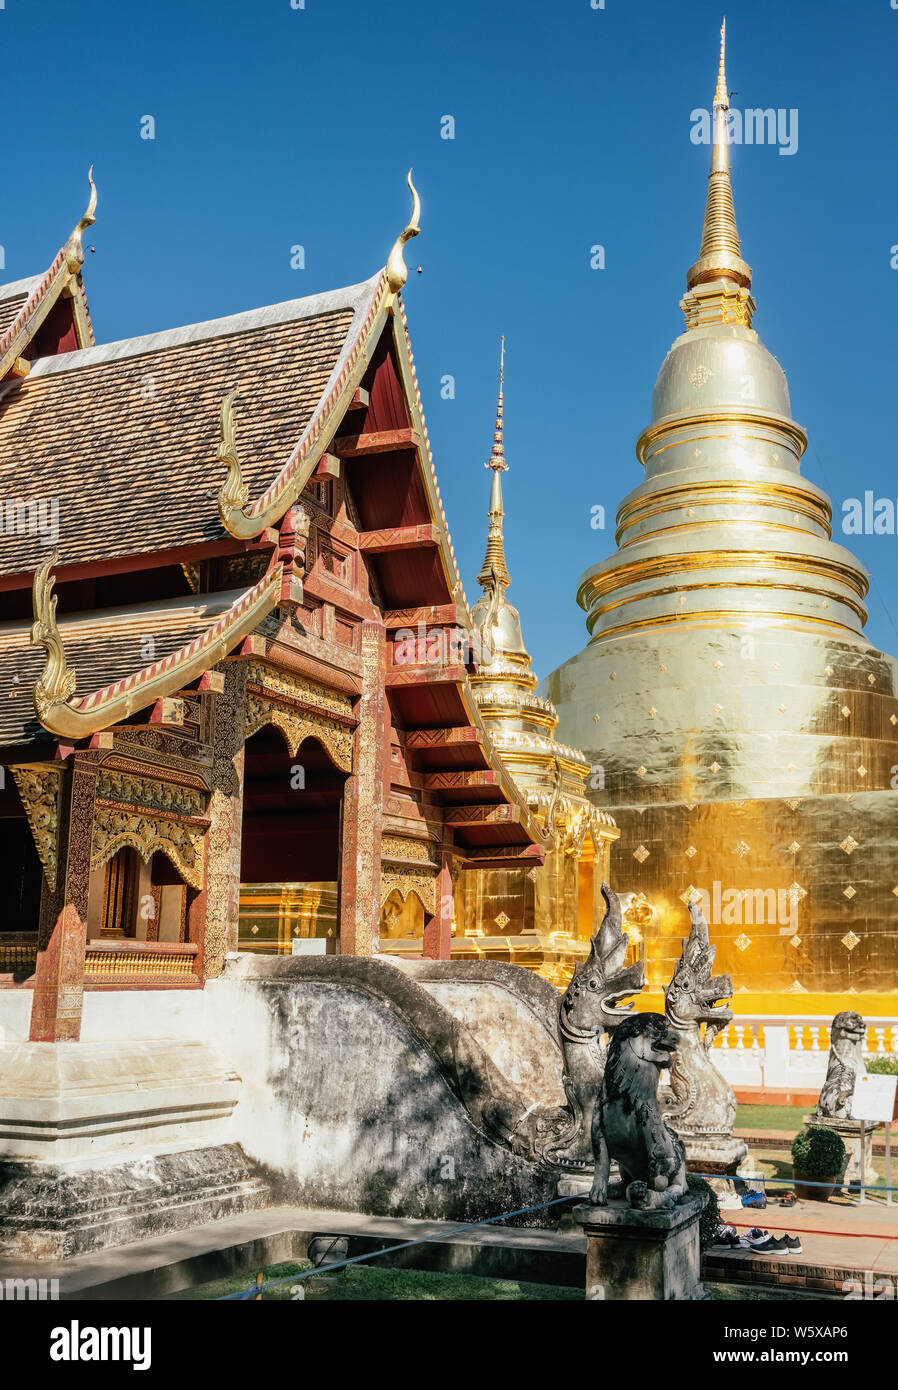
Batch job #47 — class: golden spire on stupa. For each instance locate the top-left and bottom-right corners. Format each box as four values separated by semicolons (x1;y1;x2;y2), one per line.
476;336;512;594
687;17;752;294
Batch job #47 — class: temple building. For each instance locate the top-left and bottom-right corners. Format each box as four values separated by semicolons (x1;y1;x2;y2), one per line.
449;342;619;984
543;26;898;1018
0;170;547;1022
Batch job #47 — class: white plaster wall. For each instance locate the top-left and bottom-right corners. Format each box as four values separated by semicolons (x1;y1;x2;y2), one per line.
80;989;208;1042
0;992;33;1043
419;981;565;1106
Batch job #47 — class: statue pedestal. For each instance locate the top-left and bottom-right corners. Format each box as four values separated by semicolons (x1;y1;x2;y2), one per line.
804;1115;880;1187
571;1194;708;1301
682;1134;748;1175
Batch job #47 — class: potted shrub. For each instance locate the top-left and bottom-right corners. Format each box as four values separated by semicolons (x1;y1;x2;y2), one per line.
791;1126;846;1201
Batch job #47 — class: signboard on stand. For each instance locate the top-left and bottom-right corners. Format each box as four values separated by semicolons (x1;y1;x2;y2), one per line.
851;1073;898;1124
851;1073;897;1206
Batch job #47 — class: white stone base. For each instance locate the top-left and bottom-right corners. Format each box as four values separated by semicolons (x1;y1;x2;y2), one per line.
0;1041;241;1163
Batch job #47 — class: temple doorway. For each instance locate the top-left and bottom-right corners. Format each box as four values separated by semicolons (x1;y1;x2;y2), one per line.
238;726;347;955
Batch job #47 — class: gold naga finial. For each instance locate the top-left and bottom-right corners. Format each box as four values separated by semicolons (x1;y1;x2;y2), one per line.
686;19;751;291
31;554;77;721
386;170;421;293
217;388;251;520
64;166;98;274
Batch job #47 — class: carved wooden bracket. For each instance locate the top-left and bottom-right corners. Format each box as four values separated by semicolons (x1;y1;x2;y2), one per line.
11;764;64;890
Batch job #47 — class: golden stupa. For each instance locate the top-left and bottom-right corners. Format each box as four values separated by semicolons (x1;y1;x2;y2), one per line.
543;23;898;1016
453;340;620;983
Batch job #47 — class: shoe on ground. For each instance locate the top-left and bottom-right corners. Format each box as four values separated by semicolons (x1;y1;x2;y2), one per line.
781;1234;803;1253
778;1191;797;1207
741;1227;770;1247
741;1191;767;1208
714;1230;742;1248
751;1235;788;1254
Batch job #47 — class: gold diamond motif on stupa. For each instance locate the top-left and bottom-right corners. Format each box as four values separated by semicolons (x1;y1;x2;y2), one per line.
734;934;752;953
840;835;859;855
842;932;861;952
541;21;898;1004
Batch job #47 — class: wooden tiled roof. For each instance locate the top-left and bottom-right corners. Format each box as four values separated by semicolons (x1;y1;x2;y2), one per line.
0;589;246;747
0;292;28;335
0;299;360;579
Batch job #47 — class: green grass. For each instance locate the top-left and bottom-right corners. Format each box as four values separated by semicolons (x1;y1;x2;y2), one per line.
745;1146;892;1202
165;1261;581;1301
736;1104;807;1132
165;1260;825;1302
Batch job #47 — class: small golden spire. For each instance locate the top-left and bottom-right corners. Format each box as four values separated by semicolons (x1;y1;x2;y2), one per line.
477;336;511;595
714;17;729;111
686;20;751;291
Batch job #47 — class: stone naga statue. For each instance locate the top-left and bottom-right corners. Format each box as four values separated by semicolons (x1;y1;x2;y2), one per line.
660;896;746;1171
589;1012;687;1209
817;1011;867;1119
543;883;645;1169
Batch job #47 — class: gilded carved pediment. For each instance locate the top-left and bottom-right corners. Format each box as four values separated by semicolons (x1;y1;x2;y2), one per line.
90;806;205;891
380;833;439;917
244;661;354;772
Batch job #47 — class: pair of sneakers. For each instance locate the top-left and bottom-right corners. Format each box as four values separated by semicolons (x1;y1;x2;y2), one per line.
713;1223;742;1248
742;1226;803;1255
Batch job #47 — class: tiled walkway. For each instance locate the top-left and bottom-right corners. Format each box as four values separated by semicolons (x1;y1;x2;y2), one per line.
708;1195;898;1293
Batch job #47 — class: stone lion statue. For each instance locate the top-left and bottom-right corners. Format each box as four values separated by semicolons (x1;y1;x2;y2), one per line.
588;1012;688;1210
817;1011;867;1120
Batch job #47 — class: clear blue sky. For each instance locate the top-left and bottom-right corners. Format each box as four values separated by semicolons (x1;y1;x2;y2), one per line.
4;0;898;676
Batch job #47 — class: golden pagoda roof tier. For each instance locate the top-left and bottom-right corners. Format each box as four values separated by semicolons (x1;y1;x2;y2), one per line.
570;24;868;649
467;337;597;801
542;24;897;1005
686;20;752;295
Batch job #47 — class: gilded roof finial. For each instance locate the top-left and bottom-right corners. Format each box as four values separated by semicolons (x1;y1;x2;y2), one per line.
386;169;421;292
714;17;729;111
487;335;508;475
477;337;512;596
64;166;98;274
686;21;752;291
